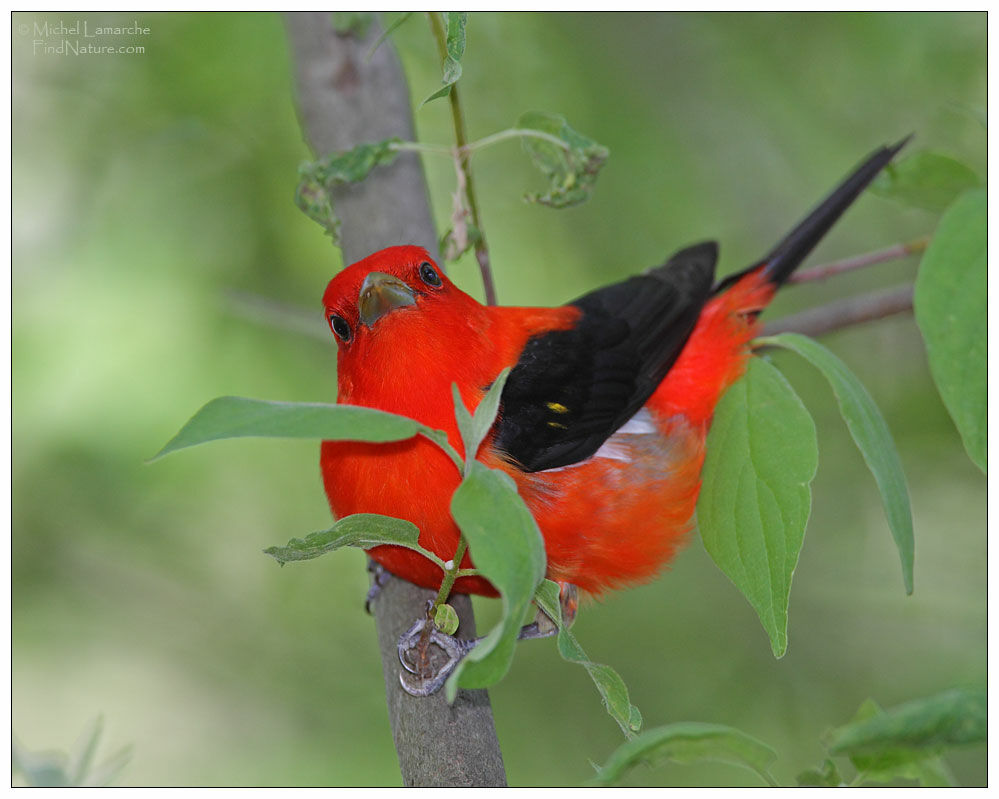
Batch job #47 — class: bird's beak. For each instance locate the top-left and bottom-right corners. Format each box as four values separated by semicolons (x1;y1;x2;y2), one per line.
358;271;416;328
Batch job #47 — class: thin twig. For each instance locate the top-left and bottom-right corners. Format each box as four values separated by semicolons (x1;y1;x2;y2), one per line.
762;285;915;338
428;12;497;306
789;237;928;284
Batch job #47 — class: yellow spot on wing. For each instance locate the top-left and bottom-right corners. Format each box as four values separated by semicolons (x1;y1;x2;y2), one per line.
547;402;569;414
547;421;568;429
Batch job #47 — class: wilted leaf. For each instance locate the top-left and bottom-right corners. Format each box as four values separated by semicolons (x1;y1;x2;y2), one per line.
264;513;439;567
153;396;421;459
759;333;915;594
296;139;402;242
591;722;778;786
872;151;981;213
535;580;642;739
518;111;609;208
914;187;986;472
698;357;818;657
446;462;546;697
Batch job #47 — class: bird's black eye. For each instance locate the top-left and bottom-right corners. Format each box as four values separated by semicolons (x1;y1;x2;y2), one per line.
419;261;442;288
328;314;352;342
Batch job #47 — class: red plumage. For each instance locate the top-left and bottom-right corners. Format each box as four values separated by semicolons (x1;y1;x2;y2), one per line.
319;143;903;598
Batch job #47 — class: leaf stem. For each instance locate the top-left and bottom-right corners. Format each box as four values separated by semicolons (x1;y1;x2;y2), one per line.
788;237;929;284
433;536;469;608
462;127;572;154
428;12;497;306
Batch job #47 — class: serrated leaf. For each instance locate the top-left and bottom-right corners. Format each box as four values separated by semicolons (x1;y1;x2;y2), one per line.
423;12;466;105
591;722;778;786
698;357;818;657
914;187;986;472
445;461;546;697
518;111;609;208
264;513;436;566
872;151;981;213
452;367;511;464
296;139;402;242
153;397;422;460
759;333;915;594
535;579;641;738
829;688;986;759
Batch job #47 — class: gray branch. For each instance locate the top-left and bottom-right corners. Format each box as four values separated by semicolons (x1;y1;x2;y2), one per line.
284;12;506;787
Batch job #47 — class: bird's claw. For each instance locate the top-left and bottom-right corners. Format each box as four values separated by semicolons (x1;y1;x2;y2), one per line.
395;582;580;697
364;558;392;614
397;616;477;696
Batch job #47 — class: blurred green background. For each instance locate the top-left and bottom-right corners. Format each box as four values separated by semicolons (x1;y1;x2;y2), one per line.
12;11;986;787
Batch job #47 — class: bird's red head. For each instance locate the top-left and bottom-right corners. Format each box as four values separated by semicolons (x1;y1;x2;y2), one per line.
321;246;460;347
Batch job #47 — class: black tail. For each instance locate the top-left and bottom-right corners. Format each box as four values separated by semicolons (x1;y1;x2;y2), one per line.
715;136;910;293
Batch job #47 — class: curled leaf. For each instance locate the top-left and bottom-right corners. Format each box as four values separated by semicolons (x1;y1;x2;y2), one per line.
518;111;609;208
296;139;402;242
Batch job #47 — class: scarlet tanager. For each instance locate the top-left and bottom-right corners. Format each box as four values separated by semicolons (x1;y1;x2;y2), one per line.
320;142;904;599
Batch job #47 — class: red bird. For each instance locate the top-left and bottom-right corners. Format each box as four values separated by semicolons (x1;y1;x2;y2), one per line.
320;143;903;599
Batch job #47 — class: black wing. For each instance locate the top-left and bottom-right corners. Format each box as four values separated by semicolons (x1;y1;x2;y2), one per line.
493;242;717;473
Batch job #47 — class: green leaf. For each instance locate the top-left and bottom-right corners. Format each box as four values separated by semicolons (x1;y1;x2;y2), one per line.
758;333;915;594
296;139;402;242
698;357;818;657
517;111;609;208
433;603;460;636
451;367;511;464
423;12;466;105
153;397;422;459
797;759;843;787
591;722;778;786
366;12;415;60
264;513;441;567
535;580;641;739
829;688;986;760
914;187;987;472
445;461;546;697
871;151;981;213
830;698;960;786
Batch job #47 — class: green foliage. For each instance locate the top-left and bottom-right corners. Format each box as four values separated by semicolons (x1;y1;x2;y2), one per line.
517;111;610;208
446;460;546;696
698;357;818;657
591;722;778;786
535;580;642;739
264;514;438;567
914;187;987;472
13;717;131;788
153;396;422;459
823;689;985;786
872;151;981;213
296;140;403;244
594;687;983;786
433;603;460;635
759;333;915;594
423;12;467;105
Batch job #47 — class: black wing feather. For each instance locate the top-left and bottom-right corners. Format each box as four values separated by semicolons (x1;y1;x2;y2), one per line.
494;242;717;473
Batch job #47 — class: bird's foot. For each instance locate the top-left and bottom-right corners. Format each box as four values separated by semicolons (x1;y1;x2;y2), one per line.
364;558;392;614
396;582;579;696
